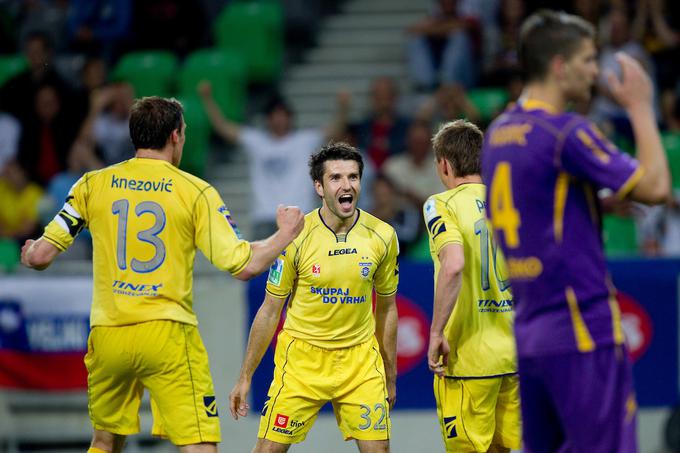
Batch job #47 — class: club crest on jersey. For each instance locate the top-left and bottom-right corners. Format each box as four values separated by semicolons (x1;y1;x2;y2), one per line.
217;205;242;239
312;263;321;277
359;257;373;279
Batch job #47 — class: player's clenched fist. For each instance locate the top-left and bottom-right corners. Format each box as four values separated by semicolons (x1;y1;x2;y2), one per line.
607;52;653;111
276;205;304;239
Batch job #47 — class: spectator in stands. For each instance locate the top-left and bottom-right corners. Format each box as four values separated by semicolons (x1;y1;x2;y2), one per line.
591;6;654;138
131;0;208;57
17;0;70;52
18;83;79;186
199;82;350;239
383;120;443;208
74;82;135;166
483;0;523;86
416;82;481;127
352;77;411;171
406;0;479;90
0;110;20;174
633;0;680;96
0;31;77;125
639;194;680;256
372;173;422;255
66;0;132;61
0;160;43;242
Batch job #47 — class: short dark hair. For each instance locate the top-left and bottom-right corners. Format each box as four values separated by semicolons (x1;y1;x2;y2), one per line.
519;10;595;83
129;97;183;150
431;120;483;177
263;94;293;116
309;142;364;183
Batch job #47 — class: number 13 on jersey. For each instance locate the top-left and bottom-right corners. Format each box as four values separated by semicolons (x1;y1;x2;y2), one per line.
112;199;167;273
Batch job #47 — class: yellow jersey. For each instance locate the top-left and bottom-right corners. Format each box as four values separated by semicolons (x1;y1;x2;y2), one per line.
424;183;516;377
42;157;252;327
266;209;399;349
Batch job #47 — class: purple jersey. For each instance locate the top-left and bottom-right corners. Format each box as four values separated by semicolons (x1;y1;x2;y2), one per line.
481;100;642;358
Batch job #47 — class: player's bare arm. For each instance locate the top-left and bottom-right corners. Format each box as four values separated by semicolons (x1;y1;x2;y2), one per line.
235;205;304;281
607;52;671;204
375;293;398;408
428;243;464;377
197;80;242;144
230;293;287;420
21;238;61;271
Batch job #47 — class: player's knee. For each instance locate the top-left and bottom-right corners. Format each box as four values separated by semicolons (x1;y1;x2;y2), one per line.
90;429;126;453
178;442;218;453
253;438;290;453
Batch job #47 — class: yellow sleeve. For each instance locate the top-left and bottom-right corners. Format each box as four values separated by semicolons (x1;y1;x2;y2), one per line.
374;230;399;297
194;186;252;275
265;242;297;298
42;174;90;252
423;196;462;255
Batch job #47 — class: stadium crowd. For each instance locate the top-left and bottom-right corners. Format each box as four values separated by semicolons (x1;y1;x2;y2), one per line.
0;0;679;263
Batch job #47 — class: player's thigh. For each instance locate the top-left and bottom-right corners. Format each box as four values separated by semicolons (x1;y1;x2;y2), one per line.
85;326;145;435
333;338;390;442
433;375;502;452
258;332;328;444
517;356;565;452
253;438;291;453
139;321;220;446
355;439;390;453
547;346;637;453
492;374;521;450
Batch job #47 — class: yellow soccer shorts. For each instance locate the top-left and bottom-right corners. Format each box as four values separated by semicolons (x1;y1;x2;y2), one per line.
434;374;521;452
257;330;391;444
84;320;220;445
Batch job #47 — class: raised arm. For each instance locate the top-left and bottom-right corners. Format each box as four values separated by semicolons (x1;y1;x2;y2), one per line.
428;243;464;377
324;90;351;141
233;205;304;280
608;52;671;204
229;292;287;420
197;80;242;144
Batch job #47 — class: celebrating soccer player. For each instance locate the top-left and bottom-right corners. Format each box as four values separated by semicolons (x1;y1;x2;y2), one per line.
229;143;399;453
425;120;520;453
482;10;670;452
20;96;305;453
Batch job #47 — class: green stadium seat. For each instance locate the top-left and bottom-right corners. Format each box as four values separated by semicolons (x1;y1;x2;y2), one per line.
467;87;509;123
112;51;178;98
612;133;635;156
0;238;20;272
661;132;680;189
0;54;26;88
602;214;637;256
214;1;283;83
178;48;247;121
177;95;210;177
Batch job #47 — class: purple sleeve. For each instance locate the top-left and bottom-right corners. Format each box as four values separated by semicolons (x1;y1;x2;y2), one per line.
560;120;642;197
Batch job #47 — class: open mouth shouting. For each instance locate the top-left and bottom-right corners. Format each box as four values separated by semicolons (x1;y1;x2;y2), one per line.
338;193;354;213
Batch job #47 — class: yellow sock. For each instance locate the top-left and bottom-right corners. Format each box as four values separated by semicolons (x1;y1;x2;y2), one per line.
87;448;109;453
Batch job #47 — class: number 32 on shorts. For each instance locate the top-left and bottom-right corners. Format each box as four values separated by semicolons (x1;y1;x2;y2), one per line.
358;403;387;431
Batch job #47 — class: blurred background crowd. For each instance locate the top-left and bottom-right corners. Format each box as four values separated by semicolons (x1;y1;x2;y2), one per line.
0;0;679;271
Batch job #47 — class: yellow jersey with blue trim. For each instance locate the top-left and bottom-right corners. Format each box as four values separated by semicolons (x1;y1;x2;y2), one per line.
424;184;516;377
42;157;252;327
265;208;399;349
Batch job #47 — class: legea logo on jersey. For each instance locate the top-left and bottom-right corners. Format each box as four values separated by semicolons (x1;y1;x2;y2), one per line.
203;396;218;417
312;264;321;277
328;248;357;256
443;416;458;438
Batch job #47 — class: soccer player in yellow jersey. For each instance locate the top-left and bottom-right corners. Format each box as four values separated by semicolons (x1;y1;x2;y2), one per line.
20;97;305;453
424;120;520;453
229;143;399;453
